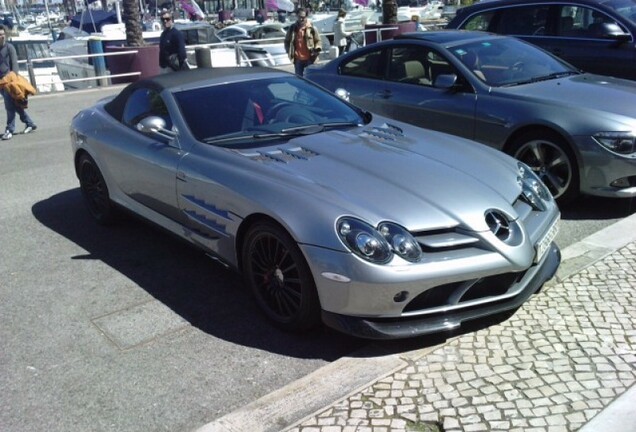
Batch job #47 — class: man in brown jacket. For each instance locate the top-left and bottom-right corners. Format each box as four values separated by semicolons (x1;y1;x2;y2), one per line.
0;24;37;140
284;9;322;76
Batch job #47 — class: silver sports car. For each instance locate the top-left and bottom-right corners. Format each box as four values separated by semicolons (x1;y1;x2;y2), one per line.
71;67;560;339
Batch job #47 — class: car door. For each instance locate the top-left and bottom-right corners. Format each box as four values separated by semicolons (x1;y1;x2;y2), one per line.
333;47;388;113
371;44;477;140
102;87;185;224
543;4;636;79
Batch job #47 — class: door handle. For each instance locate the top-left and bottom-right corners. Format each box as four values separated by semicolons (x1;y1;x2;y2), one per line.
377;89;392;99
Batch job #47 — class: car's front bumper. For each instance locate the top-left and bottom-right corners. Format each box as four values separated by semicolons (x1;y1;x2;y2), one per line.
576;136;636;198
320;242;560;339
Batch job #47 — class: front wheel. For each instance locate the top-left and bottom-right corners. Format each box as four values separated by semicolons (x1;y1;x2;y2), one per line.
77;154;117;225
242;221;321;332
510;131;579;204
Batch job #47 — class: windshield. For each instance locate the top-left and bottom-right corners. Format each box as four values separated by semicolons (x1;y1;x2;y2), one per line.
449;37;579;87
174;76;365;147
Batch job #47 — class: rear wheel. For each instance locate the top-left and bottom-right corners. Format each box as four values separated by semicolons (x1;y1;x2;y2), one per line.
242;221;321;332
78;154;116;225
510;131;579;204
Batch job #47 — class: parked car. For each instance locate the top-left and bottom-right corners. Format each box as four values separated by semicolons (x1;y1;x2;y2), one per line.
215;22;256;41
70;67;560;340
305;31;636;203
248;22;289;39
447;0;636;80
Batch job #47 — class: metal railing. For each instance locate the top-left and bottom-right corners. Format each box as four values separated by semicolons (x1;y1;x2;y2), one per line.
18;26;402;93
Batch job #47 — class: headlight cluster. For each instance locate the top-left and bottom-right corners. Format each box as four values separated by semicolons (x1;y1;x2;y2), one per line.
517;162;552;211
593;132;636;156
337;218;422;264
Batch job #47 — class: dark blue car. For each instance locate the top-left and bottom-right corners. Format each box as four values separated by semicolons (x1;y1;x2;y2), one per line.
447;0;636;80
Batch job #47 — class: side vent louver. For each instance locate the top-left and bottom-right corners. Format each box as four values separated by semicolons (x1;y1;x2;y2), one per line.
360;123;404;141
234;146;319;163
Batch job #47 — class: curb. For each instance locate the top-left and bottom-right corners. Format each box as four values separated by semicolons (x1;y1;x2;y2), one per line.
194;212;636;432
579;383;636;432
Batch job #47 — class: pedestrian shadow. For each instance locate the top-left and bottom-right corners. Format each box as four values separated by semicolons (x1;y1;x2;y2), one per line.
32;188;368;360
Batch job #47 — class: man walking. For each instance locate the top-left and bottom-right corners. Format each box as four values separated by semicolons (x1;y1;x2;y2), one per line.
284;9;322;76
0;24;37;140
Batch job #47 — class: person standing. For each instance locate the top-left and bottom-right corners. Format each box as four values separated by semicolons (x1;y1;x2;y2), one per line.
284;9;322;76
0;25;36;141
333;9;351;56
158;11;187;73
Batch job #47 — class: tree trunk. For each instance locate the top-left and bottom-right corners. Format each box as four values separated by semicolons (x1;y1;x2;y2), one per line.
382;0;398;24
122;0;145;47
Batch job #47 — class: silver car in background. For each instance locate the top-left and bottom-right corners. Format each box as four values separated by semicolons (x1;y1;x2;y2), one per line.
71;68;560;339
305;31;636;204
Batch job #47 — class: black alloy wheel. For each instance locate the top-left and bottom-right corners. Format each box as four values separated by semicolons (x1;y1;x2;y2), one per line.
78;154;116;225
242;221;321;331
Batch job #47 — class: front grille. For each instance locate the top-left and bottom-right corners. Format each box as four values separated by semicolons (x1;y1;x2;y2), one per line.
413;228;481;253
403;271;526;313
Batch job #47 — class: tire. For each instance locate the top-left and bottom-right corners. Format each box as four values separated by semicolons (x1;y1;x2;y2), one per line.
510;131;579;205
77;154;116;225
242;221;321;332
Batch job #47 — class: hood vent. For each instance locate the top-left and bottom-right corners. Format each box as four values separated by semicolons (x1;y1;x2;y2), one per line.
360;123;404;141
235;146;319;163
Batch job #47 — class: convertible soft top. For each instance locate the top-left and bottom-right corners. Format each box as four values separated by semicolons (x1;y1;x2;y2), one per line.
104;67;284;122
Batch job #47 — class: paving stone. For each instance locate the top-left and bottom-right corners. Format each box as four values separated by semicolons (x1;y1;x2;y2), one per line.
292;243;636;432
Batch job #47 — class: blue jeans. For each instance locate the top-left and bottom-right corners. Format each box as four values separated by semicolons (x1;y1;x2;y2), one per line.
2;88;35;133
294;59;312;76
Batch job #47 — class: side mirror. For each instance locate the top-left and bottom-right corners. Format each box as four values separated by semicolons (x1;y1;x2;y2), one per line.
433;73;458;89
335;87;350;102
604;23;631;42
137;116;177;140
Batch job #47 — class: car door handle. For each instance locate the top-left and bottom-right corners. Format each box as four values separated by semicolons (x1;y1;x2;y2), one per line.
376;89;392;99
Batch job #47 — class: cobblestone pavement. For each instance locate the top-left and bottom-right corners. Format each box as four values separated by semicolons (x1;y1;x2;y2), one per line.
287;242;636;432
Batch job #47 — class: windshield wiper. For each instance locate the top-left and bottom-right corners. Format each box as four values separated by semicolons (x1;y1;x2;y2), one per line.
502;71;580;87
205;122;360;144
204;133;280;145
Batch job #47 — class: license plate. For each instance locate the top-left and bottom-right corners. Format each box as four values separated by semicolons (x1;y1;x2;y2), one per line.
535;216;559;263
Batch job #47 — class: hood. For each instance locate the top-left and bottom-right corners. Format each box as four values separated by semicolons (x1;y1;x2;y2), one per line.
498;74;636;119
235;120;523;233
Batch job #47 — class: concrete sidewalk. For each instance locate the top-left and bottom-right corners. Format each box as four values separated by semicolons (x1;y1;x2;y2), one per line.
197;213;636;432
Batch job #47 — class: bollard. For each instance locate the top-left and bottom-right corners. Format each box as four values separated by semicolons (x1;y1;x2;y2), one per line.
195;47;212;68
87;39;109;87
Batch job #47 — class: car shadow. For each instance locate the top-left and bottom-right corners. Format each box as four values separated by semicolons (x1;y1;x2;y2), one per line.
33;189;525;360
32;189;374;360
559;195;636;220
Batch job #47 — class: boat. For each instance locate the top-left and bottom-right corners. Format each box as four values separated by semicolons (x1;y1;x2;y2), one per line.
50;10;288;89
10;32;64;93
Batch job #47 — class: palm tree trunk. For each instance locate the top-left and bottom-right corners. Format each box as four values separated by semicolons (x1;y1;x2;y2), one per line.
122;0;145;47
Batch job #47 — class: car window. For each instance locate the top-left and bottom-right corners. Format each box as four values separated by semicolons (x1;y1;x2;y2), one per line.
386;46;433;86
559;5;624;37
427;50;458;83
449;37;574;87
462;11;496;31
496;5;549;36
341;49;384;79
122;88;173;131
